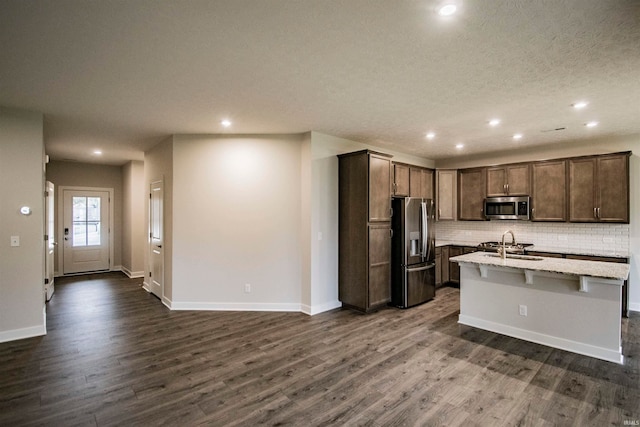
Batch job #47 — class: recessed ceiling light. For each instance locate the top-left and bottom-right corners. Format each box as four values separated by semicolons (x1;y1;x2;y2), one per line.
426;132;436;140
488;119;501;127
455;143;464;149
221;119;232;127
93;150;102;155
585;121;598;127
572;101;588;109
513;134;523;140
438;4;457;16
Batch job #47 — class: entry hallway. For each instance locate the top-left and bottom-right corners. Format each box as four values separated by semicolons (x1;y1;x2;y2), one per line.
0;272;638;426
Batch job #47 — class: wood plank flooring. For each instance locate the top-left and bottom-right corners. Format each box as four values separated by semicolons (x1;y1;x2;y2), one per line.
1;272;638;426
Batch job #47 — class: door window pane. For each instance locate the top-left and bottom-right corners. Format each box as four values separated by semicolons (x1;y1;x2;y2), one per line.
72;196;101;247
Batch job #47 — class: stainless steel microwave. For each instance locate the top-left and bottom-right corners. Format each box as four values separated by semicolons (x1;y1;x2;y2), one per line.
484;196;530;220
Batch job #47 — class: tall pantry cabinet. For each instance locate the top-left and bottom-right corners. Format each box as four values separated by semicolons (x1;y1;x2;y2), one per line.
338;150;392;312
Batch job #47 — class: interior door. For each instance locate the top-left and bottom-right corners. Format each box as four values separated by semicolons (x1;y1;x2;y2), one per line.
149;180;164;298
63;190;110;274
45;181;55;300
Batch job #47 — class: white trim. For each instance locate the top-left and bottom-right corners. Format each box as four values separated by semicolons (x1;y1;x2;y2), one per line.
629;302;640;312
57;186;115;275
301;300;342;316
0;324;46;344
162;295;172;309
458;314;624;365
142;281;152;292
168;301;302;312
121;265;145;278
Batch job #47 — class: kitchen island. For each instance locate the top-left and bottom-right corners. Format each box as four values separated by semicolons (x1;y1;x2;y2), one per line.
450;252;630;364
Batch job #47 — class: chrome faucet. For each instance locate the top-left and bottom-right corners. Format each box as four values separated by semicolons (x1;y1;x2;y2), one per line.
499;230;516;259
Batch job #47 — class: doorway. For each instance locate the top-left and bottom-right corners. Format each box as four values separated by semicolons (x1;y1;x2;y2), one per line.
148;180;164;298
45;181;55;299
60;187;113;275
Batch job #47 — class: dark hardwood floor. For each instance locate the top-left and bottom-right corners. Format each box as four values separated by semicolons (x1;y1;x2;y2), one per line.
1;272;638;426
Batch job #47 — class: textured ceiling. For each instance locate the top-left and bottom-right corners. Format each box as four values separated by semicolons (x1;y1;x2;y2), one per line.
1;0;640;165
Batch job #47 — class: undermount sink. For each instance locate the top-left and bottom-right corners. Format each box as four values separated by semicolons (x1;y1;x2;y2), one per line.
484;253;544;261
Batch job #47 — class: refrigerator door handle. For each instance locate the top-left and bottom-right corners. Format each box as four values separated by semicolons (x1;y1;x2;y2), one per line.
406;264;435;273
421;201;428;261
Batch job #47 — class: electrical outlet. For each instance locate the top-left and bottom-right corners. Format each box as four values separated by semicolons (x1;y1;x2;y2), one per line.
244;283;251;293
519;304;527;316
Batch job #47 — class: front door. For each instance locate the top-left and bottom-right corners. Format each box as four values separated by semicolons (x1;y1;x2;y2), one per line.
149;180;164;298
45;181;55;300
63;189;110;274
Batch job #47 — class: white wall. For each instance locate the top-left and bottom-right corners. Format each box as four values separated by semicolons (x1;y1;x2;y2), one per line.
436;134;640;312
122;160;146;277
144;137;174;301
169;134;304;310
300;132;313;312
0;107;45;342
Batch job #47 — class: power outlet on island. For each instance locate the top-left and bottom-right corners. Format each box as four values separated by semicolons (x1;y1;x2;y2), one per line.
244;283;251;293
519;304;527;316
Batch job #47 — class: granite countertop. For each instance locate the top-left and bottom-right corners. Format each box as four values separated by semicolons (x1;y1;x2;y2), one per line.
450;252;630;281
436;240;481;248
525;245;629;259
435;240;629;259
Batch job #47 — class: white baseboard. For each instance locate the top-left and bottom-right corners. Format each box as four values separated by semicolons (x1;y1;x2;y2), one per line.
142;281;152;292
629;302;640;313
458;314;623;365
162;295;172;309
168;301;302;312
301;300;342;316
0;324;46;344
121;266;145;279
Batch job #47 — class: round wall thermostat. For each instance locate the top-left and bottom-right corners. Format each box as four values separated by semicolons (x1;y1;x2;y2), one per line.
20;206;32;215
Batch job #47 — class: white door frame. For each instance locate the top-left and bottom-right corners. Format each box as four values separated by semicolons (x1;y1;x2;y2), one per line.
57;186;115;275
45;181;55;300
145;179;164;299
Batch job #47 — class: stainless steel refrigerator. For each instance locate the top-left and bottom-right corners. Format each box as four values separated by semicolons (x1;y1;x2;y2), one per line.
391;197;436;308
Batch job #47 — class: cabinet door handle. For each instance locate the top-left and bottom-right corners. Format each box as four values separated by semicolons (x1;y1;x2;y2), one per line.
439;208;442;218
597;207;601;219
389;229;394;238
594;207;597;219
506;183;509;194
390;207;393;218
531;207;535;219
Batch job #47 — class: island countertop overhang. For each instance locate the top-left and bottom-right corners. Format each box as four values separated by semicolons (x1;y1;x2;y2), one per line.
450;252;630;282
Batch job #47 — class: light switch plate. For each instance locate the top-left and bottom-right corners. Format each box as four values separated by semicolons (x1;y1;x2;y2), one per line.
11;236;20;247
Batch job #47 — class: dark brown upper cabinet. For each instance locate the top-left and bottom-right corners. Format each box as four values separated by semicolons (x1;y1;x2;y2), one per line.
369;153;393;222
531;160;567;221
392;163;410;197
569;153;629;223
458;167;487;220
409;167;434;199
486;163;530;196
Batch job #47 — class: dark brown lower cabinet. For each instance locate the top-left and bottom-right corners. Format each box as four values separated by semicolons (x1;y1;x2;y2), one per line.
448;247;463;284
435;247;442;287
368;224;392;308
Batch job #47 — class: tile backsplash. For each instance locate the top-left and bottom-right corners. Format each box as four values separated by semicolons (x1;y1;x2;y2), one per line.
436;220;629;256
